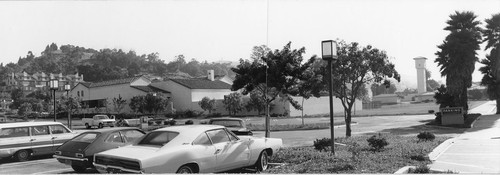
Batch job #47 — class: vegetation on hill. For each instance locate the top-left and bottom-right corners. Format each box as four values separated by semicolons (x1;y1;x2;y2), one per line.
0;43;236;82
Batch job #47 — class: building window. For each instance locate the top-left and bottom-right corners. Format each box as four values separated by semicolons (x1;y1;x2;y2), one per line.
81;91;84;97
77;91;80;97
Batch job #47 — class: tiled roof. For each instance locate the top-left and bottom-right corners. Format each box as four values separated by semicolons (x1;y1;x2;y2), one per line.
170;79;231;89
86;77;139;88
132;85;170;93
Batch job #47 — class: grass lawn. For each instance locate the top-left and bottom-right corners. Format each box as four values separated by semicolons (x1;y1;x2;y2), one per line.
247;122;350;131
265;134;449;174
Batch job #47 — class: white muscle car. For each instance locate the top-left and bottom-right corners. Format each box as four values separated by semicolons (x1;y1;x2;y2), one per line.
93;125;282;173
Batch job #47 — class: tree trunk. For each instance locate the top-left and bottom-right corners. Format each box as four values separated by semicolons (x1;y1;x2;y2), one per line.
497;99;500;114
301;98;304;126
345;107;352;137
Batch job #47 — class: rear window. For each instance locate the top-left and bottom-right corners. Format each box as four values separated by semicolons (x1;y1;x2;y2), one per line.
210;120;242;127
138;131;179;146
72;133;100;143
0;127;29;138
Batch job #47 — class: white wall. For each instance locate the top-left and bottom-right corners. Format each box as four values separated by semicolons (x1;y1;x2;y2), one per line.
163;81;193;111
191;89;233;101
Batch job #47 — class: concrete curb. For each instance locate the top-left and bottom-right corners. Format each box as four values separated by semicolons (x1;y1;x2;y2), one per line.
394;166;415;174
428;138;456;161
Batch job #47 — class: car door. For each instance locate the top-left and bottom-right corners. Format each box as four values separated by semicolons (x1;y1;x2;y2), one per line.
191;132;217;173
29;125;54;155
49;124;74;150
206;129;250;172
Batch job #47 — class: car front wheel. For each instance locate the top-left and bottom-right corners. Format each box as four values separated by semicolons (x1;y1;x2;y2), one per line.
176;165;194;173
255;150;269;171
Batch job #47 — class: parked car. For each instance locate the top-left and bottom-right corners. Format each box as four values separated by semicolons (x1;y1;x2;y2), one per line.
93;125;282;173
0;122;77;161
53;127;145;173
82;115;115;129
208;117;253;135
163;118;176;125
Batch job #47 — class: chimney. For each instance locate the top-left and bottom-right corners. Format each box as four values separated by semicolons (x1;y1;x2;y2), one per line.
207;70;214;81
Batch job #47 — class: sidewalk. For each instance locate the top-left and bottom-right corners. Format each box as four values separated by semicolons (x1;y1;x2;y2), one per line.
429;101;500;173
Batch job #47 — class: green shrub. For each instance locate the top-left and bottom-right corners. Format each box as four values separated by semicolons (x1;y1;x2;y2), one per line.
367;133;389;151
417;131;435;141
206;112;222;118
408;164;430;174
313;138;331;151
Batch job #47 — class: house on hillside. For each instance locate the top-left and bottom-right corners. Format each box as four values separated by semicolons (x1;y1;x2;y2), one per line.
71;76;171;113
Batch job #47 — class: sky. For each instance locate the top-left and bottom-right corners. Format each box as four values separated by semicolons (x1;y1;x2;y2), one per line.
0;0;499;89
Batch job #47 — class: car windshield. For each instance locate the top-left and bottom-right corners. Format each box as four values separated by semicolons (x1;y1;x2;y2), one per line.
97;115;109;119
137;131;179;146
210;120;242;127
72;132;100;143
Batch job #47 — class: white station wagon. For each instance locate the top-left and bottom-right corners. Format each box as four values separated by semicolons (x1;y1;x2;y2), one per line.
0;122;77;161
93;125;282;173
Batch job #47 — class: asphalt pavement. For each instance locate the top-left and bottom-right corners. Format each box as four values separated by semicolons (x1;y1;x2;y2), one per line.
429;101;500;173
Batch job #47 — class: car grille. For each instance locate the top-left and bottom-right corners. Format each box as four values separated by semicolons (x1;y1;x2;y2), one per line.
94;156;140;171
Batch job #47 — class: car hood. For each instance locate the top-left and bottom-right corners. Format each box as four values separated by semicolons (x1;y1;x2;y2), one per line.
96;145;161;160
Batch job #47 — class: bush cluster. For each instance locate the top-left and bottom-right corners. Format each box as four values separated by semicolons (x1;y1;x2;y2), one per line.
313;138;332;152
408;164;430;174
367;133;389;151
206;112;222;118
417;131;435;141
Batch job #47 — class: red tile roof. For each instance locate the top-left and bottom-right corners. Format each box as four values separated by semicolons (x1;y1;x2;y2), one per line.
170;79;231;89
79;76;143;88
131;85;170;93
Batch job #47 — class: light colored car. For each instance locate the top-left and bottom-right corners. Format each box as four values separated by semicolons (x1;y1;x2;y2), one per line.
0;122;77;161
93;125;282;173
82;115;115;129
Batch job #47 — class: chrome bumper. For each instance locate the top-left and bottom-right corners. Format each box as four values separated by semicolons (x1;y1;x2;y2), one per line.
53;155;88;161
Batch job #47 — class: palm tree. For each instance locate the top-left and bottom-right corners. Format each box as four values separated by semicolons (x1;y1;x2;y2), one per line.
480;13;500;114
435;11;482;111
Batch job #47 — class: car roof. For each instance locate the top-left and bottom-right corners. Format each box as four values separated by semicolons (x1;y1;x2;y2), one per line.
153;125;226;144
0;121;66;129
80;127;142;134
208;117;244;121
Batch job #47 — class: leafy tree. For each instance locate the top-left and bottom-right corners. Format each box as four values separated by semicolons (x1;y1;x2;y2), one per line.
144;93;169;114
10;88;25;109
222;92;243;116
316;40;400;137
199;97;217;114
112;95;127;114
297;63;324;125
129;96;145;114
18;102;32;116
425;69;441;91
245;90;267;115
435;11;482;111
371;80;397;96
480;13;500;114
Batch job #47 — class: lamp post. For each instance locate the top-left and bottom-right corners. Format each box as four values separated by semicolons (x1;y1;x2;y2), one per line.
49;79;59;122
322;40;338;154
64;84;71;129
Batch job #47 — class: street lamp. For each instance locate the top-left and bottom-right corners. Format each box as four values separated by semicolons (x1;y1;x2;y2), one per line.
64;84;71;129
49;79;59;122
322;40;338;154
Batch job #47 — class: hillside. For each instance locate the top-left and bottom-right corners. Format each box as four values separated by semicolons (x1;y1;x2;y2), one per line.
0;43;236;82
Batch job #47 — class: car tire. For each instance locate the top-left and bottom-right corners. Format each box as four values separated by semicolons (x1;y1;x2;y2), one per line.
14;150;30;162
71;164;87;173
85;123;91;129
98;123;103;128
255;150;269;171
176;165;194;173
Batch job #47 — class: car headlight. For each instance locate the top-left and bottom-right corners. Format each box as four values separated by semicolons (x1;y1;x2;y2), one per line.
76;153;84;158
54;151;61;155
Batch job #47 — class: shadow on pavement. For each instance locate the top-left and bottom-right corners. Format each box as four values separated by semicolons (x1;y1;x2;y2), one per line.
367;123;469;136
0;155;53;165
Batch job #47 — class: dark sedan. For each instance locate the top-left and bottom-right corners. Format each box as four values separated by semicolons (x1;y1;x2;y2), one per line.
208;117;253;135
53;127;145;173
